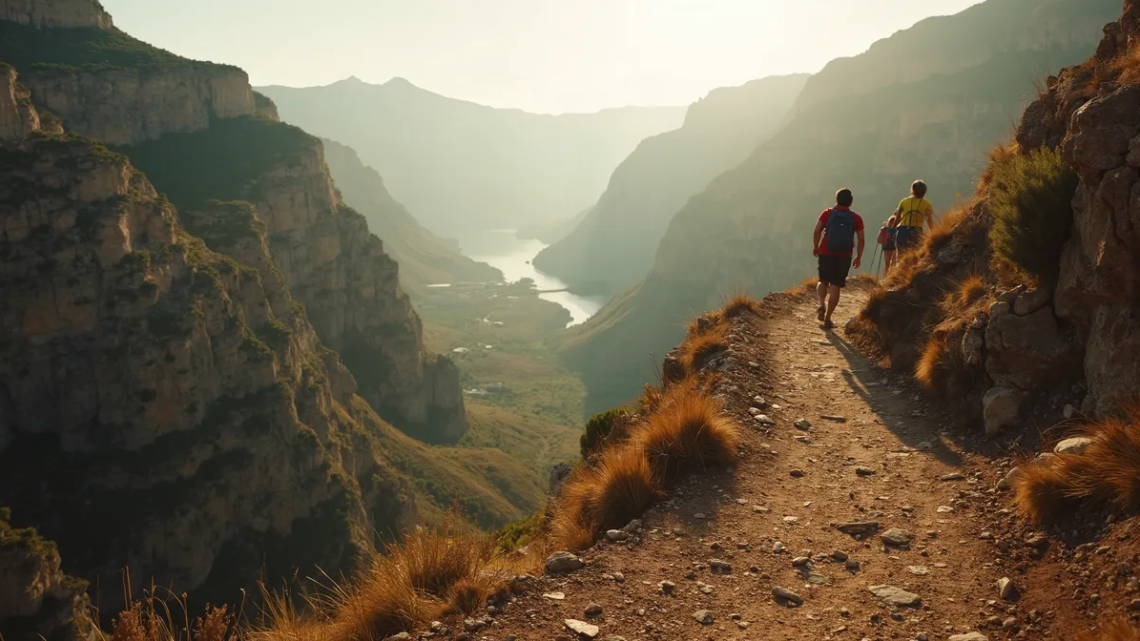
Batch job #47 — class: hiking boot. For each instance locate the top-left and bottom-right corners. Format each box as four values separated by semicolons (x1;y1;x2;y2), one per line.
817;306;826;322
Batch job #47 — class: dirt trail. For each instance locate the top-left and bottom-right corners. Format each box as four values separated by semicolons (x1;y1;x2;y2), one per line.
486;287;1137;641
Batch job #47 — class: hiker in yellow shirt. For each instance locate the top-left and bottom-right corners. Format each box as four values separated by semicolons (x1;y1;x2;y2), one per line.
893;180;934;252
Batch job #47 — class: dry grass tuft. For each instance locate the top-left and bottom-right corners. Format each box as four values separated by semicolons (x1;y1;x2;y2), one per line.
680;325;728;375
1014;408;1140;524
632;391;739;478
914;337;947;392
950;274;987;311
719;293;759;319
106;581;234;641
922;206;971;256
553;447;661;549
1075;618;1140;641
446;579;489;616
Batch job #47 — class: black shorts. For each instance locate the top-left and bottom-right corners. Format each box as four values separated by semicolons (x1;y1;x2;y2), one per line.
896;226;924;250
818;254;853;288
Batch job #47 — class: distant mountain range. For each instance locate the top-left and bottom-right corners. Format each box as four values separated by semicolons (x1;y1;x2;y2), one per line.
559;0;1121;415
257;77;686;239
532;74;810;297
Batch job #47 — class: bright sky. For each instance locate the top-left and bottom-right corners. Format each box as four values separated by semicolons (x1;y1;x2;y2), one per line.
102;0;983;114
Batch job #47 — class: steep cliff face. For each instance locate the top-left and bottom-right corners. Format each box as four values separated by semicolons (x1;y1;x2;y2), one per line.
0;0;110;28
0;126;420;613
321;139;501;296
123;119;469;443
0;509;97;641
533;74;810;297
0;2;254;144
0;64;40;141
560;0;1119;415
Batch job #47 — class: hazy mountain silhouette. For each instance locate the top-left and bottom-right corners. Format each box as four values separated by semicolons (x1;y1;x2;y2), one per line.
322;138;502;295
257;77;685;239
533;74;810;297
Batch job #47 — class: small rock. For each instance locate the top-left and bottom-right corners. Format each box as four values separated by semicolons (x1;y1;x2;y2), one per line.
948;634;989;641
709;559;732;574
997;577;1016;600
545;552;585;573
936;505;954;513
881;528;914;547
753;505;771;513
612;571;625;583
908;566;929;575
845;558;861;571
543;592;566;600
692;610;714;625
821;414;847;422
622;519;643;533
831;550;849;561
1055;437;1093;455
940;472;966;481
658;580;675;595
983;387;1026;436
996;467;1021;491
773;587;804;605
383;634;411;641
584;603;603;618
792;556;810;567
794;419;813;432
463;619;483;632
789;469;805;478
773;541;786;554
604;529;628;542
856;466;876;477
835;521;880;535
869;585;921;607
564;619;600;639
1063;404;1076;419
693;512;706;519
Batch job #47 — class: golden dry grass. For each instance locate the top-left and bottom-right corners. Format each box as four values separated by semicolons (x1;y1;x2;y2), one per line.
248;512;508;641
679;324;728;375
1075;619;1140;641
632;391;739;478
551;383;738;550
551;447;661;549
1014;408;1140;524
719;292;759;319
914;336;947;392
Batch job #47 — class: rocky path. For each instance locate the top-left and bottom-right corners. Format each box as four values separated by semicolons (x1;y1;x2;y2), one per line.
489;288;1124;640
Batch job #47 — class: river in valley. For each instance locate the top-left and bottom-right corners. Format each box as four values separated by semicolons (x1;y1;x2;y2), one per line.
463;230;606;326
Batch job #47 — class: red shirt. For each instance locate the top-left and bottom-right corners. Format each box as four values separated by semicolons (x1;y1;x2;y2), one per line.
817;206;864;258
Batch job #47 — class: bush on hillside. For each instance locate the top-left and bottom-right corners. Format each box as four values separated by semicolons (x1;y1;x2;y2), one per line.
580;408;630;458
1014;407;1140;524
988;147;1078;281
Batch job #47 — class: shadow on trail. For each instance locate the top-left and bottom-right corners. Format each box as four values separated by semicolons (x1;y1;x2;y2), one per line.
820;328;965;468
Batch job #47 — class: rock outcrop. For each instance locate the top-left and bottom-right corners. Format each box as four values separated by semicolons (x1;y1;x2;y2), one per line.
1011;0;1140;415
0;509;97;641
0;64;41;141
0;1;255;144
0;0;111;28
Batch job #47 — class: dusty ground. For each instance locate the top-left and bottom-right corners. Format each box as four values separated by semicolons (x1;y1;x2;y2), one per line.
458;288;1140;641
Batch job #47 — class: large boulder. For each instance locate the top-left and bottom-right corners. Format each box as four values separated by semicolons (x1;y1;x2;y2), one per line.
985;306;1080;391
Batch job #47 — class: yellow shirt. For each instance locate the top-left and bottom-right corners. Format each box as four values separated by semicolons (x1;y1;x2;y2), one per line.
897;197;933;228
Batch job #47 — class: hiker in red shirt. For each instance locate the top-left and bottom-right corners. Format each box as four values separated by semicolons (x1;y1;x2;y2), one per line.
812;188;865;329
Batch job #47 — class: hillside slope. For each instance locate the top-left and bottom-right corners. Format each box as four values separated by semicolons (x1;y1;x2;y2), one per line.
533;74;810;297
321;138;502;296
561;0;1119;415
257;77;685;237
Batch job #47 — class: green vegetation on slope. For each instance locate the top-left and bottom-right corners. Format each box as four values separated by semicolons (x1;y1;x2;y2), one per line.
989;146;1078;280
118;116;314;209
461;404;580;479
421;291;585;427
0;20;222;71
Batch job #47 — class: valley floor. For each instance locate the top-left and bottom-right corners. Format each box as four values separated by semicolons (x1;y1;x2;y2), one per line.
490;288;1137;640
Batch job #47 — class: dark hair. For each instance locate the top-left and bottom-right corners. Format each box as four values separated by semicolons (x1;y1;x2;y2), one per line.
911;180;928;199
836;188;854;207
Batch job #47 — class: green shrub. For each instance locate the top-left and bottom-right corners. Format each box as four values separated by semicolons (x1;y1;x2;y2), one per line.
988;147;1078;280
579;408;629;458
